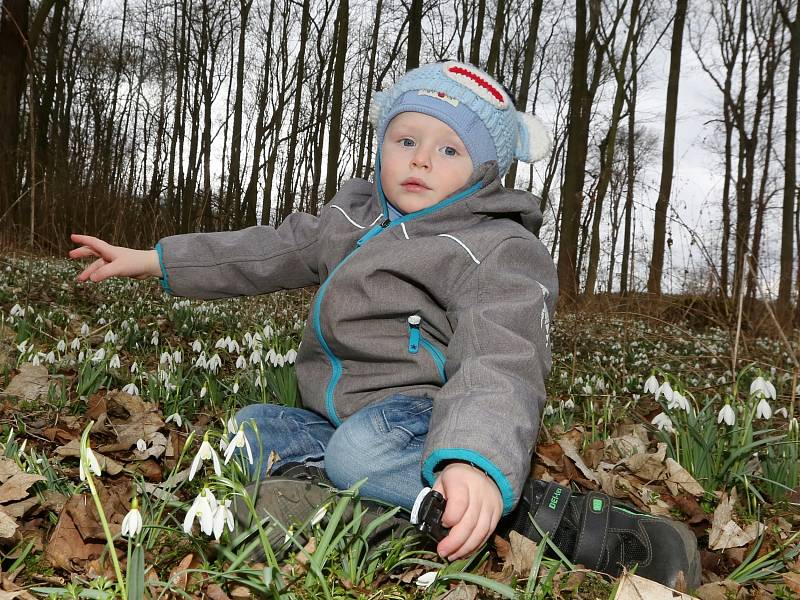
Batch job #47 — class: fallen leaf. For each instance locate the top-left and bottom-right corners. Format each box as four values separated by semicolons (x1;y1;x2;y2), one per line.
782;572;800;595
435;582;478;600
561;570;585;593
229;584;251;598
205;584;232;600
603;433;647;463
1;496;39;519
0;508;17;539
0;459;20;483
557;438;599;483
613;572;695;599
708;490;764;551
45;508;107;571
506;531;538;577
623;443;668;482
3;364;50;401
168;553;195;591
665;458;705;497
0;473;45;504
694;580;742;600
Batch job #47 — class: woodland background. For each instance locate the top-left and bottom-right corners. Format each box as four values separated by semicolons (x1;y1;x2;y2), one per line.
0;0;798;322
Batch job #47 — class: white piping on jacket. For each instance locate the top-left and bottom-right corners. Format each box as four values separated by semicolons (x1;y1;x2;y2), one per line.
401;223;410;239
437;234;481;265
330;205;365;229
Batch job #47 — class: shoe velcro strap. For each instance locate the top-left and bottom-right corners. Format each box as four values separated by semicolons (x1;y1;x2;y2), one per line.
528;481;572;542
572;491;611;571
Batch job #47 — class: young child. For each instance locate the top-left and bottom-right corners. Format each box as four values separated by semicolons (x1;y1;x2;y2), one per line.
70;60;700;588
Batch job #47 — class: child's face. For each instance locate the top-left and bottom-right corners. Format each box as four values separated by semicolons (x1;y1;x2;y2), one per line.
380;112;474;213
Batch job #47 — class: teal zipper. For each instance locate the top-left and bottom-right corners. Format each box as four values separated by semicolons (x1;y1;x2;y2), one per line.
407;314;447;383
313;148;482;424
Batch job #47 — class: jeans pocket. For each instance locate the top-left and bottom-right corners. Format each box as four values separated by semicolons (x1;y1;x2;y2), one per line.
379;397;432;440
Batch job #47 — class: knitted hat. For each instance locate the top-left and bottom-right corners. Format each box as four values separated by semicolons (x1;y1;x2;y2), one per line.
370;60;551;177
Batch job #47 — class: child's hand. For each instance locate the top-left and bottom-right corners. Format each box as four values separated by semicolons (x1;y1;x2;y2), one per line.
432;462;503;560
69;234;162;282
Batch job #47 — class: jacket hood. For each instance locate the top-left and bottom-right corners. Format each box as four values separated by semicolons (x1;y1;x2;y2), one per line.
373;153;544;237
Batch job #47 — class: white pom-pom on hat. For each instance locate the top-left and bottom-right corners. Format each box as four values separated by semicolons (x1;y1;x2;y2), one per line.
368;90;387;127
514;112;551;163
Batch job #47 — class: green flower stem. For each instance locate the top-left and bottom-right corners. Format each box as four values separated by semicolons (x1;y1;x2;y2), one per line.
80;422;127;600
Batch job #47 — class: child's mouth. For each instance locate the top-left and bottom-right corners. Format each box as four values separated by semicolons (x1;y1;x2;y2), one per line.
402;183;428;192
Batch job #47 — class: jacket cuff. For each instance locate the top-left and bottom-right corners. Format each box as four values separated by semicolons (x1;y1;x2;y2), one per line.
422;448;515;515
154;242;172;295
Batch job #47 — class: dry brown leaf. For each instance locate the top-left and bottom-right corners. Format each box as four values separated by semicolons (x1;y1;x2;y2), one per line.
0;473;45;504
205;584;232;600
708;490;764;551
0;459;21;483
229;585;251;599
603;433;648;463
557;438;599;483
168;553;195;591
781;572;800;594
694;580;741;600
665;459;705;497
506;531;538;577
435;582;478;600
3;364;50;401
1;496;38;519
623;443;668;481
45;508;107;571
613;572;695;599
596;469;635;498
54;439;124;475
0;508;17;539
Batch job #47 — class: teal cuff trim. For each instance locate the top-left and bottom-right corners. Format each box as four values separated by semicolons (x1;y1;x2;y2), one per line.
422;449;515;515
154;242;172;295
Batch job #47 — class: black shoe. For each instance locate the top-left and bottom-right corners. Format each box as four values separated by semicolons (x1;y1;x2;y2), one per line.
233;463;416;556
497;480;701;590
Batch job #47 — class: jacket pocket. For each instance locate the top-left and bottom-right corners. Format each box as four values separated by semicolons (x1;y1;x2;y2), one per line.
407;315;447;383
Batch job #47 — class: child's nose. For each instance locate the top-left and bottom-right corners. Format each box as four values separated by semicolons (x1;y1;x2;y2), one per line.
411;147;432;169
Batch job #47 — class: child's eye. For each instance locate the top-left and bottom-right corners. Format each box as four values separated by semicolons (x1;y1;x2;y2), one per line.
442;146;458;157
401;138;415;147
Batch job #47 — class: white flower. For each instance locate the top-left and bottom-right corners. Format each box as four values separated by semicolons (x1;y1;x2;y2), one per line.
200;385;208;398
122;382;139;396
159;351;171;365
150;333;159;346
416;571;438;589
643;375;659;394
45;351;55;364
130;361;139;374
207;353;222;373
109;353;121;369
136;439;147;452
657;381;673;404
78;350;85;362
224;426;254;465
80;323;90;336
79;446;102;481
10;304;24;318
717;404;736;426
70;337;81;351
227;339;240;354
235;355;247;370
232;381;240;394
227;417;238;434
212;499;235;541
165;413;183;428
31;354;41;366
194;354;208;369
285;349;297;364
250;349;262;365
191;339;203;353
310;503;329;526
755;397;772;420
563;399;575;410
104;330;117;344
189;435;222;480
651;412;675;433
121;506;143;538
667;390;690;412
97;317;106;326
56;339;67;353
543;404;555;417
172;350;182;364
91;347;106;363
750;376;776;400
775;407;788;418
214;337;228;349
183;488;218;536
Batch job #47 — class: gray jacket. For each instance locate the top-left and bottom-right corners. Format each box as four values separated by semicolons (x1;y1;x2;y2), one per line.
157;160;558;514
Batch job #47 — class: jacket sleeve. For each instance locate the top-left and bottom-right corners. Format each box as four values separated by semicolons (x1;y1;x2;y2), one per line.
420;236;558;515
154;211;323;299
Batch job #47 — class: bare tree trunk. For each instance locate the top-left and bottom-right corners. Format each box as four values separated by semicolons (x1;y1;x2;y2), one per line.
469;0;485;66
355;0;382;180
485;0;506;76
620;71;637;296
647;0;686;295
324;0;348;202
406;0;422;70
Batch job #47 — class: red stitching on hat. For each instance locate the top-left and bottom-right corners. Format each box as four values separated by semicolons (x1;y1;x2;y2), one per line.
448;65;505;103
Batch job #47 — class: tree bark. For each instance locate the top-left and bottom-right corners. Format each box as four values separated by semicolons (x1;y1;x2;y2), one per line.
324;0;348;202
406;0;422;70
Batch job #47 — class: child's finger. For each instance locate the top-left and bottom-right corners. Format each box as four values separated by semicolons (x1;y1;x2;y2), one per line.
70;234;113;256
69;245;99;259
437;503;479;558
90;261;119;282
77;258;106;282
449;505;494;559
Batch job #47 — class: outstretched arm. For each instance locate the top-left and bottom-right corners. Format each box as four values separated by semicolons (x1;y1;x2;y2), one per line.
69;234;163;282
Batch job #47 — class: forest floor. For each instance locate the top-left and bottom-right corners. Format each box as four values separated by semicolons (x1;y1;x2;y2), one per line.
0;254;799;599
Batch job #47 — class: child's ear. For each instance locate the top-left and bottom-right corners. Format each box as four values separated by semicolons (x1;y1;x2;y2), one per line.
514;112;552;163
369;90;388;128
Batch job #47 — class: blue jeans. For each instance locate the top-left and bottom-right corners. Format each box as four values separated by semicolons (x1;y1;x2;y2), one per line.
233;394;433;510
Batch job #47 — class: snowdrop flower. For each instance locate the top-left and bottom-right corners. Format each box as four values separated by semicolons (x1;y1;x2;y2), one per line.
667;390;690;412
755;397;772;420
224;426;254;465
10;304;24;318
200;385;208;399
250;349;262;365
657;381;673;404
183;488;217;536
104;330;117;344
232;380;240;394
109;353;121;369
150;332;159;346
97;317;106;326
31;354;41;367
265;348;277;365
79;446;102;481
226;417;238;435
643;374;659;395
310;503;329;526
194;354;208;369
214;337;227;349
130;361;139;374
207;353;222;373
91;348;106;363
173;350;182;364
563;399;575;410
122;382;139;396
235;355;247;370
191;339;203;353
56;339;67;353
78;350;85;362
415;571;438;590
227;339;240;354
582;384;592;395
651;412;675;434
543;404;555;417
717;404;736;426
121;499;143;538
285;349;297;364
159;351;171;365
45;351;55;364
80;323;90;336
775;407;788;418
212;499;235;541
165;413;183;428
189;433;222;480
70;337;81;351
750;376;776;401
632;393;641;401
136;439;147;452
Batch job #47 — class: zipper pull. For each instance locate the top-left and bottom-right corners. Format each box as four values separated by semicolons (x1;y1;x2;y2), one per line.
356;221;388;247
407;315;421;353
